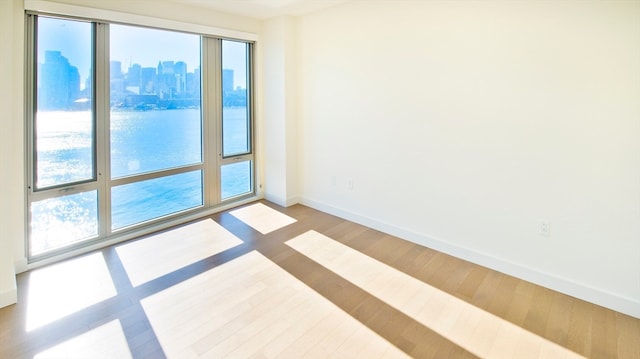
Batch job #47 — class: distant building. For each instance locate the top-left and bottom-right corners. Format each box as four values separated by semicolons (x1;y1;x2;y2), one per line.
222;69;234;95
191;67;201;98
174;61;187;94
158;61;175;99
141;67;157;94
38;50;81;110
105;60;201;109
126;64;142;89
110;61;122;79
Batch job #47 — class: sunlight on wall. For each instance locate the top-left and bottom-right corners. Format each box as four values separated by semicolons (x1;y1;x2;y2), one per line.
141;250;409;358
116;219;243;286
229;202;297;234
287;231;586;359
26;253;116;332
34;320;132;359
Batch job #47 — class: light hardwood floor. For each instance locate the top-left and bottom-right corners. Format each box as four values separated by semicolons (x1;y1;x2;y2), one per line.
0;201;638;358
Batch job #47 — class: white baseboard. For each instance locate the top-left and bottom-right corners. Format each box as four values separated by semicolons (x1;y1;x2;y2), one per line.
264;193;300;208
285;196;300;207
264;192;286;207
0;287;17;309
299;196;640;319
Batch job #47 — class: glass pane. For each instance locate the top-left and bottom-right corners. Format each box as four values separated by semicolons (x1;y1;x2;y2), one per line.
111;171;203;230
110;25;202;178
222;40;250;157
35;17;94;189
30;191;99;256
221;161;251;199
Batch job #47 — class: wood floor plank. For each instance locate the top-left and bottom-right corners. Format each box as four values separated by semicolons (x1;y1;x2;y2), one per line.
483;274;520;317
1;200;638;359
247;295;327;358
523;286;555;335
615;312;640;359
566;298;594;357
544;291;573;346
456;265;490;301
288;230;587;359
504;279;537;326
115;218;243;286
590;307;618;359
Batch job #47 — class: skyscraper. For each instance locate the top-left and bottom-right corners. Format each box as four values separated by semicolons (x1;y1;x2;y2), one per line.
174;61;187;94
38;50;80;110
222;69;234;94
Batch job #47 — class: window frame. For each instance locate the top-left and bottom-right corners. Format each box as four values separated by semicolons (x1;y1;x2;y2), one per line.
30;16;98;192
24;7;258;262
219;39;255;200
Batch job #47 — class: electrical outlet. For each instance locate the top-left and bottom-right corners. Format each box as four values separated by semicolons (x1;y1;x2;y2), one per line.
539;221;551;237
347;178;354;190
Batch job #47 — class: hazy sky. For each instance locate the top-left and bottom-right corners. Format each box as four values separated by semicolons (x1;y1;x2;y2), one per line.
37;16;248;90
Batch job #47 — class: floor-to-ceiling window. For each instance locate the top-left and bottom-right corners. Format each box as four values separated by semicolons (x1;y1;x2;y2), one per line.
26;13;255;260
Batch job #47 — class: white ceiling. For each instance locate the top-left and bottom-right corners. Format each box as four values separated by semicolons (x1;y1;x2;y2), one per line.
171;0;352;19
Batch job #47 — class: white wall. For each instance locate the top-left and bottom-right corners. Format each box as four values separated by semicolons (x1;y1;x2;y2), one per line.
36;0;261;34
262;16;299;206
0;0;22;308
297;0;640;317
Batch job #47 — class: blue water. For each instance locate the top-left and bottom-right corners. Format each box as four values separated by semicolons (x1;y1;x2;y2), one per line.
110;107;252;228
32;108;251;254
110;109;203;178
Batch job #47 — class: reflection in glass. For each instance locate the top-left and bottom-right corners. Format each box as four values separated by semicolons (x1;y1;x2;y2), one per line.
222;40;250;157
30;191;99;256
111;171;203;229
35;17;93;189
221;161;251;200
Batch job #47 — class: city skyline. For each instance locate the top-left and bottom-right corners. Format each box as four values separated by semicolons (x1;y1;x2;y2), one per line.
40;50;246;91
38;49;246;110
37;16;248;91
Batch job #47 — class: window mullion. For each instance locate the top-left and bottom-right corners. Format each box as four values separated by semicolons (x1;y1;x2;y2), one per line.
25;14;36;196
95;22;111;237
202;37;222;206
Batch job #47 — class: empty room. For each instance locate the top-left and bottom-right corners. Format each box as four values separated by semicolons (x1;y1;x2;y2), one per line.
1;0;638;358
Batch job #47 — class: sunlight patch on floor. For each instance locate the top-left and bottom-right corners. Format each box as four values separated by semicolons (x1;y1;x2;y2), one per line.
26;253;116;332
33;319;132;359
229;203;297;234
116;219;243;286
141;250;409;359
286;230;586;359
